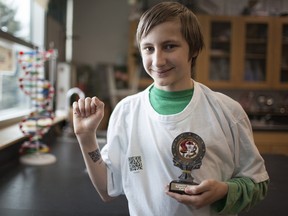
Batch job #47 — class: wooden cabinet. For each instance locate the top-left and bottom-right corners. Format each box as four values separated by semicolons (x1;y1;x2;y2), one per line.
195;15;286;89
254;131;288;155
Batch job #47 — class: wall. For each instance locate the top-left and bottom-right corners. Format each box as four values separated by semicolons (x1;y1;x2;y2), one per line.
72;0;129;66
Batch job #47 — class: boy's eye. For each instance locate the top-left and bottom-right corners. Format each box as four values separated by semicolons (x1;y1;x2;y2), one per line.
142;46;154;53
164;44;177;50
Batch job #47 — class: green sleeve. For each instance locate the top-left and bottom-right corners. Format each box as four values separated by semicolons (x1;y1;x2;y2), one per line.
211;177;269;214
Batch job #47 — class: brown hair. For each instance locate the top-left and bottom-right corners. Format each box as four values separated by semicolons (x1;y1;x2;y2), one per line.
136;2;204;66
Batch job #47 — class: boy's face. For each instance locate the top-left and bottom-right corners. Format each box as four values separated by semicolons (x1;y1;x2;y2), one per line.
139;19;193;91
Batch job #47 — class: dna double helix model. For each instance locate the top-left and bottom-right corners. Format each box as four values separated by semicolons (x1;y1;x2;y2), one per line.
18;49;56;158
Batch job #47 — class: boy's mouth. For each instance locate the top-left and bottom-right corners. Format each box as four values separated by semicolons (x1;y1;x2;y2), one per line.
153;67;173;75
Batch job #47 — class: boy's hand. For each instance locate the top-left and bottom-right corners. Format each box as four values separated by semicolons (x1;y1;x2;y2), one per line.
165;179;228;209
72;97;105;135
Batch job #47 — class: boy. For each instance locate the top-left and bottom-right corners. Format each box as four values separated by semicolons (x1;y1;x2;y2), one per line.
73;2;269;215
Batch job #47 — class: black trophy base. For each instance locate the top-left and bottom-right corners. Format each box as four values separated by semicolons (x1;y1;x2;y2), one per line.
169;180;198;195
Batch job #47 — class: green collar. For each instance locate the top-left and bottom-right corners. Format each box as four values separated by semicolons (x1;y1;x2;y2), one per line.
149;85;194;115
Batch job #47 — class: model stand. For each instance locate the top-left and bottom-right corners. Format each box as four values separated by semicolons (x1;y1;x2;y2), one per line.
18;49;57;165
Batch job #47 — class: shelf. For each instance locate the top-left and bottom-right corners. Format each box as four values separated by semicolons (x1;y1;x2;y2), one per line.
245;53;266;59
246;38;267;43
211;38;230;43
210;50;230;57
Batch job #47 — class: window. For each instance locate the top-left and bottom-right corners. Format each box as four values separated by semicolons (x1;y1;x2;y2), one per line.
0;38;32;124
0;0;46;125
0;0;31;41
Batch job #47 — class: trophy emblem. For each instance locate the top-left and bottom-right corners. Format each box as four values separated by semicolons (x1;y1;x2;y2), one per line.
169;132;206;194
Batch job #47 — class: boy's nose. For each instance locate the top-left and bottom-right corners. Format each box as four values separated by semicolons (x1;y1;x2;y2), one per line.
152;50;166;67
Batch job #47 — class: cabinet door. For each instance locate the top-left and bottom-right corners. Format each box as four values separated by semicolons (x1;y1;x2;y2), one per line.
274;18;288;89
196;16;237;88
237;17;274;88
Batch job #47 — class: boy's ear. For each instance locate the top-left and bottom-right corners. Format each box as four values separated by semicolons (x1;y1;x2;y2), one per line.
189;52;198;63
192;51;198;58
190;52;199;66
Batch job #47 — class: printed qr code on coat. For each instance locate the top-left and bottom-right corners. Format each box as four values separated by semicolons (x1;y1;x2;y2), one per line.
128;156;143;171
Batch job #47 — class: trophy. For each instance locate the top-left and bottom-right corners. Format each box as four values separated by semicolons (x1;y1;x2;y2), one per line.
169;132;206;194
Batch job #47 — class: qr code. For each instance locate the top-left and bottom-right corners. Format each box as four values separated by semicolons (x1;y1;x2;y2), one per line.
128;156;143;172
